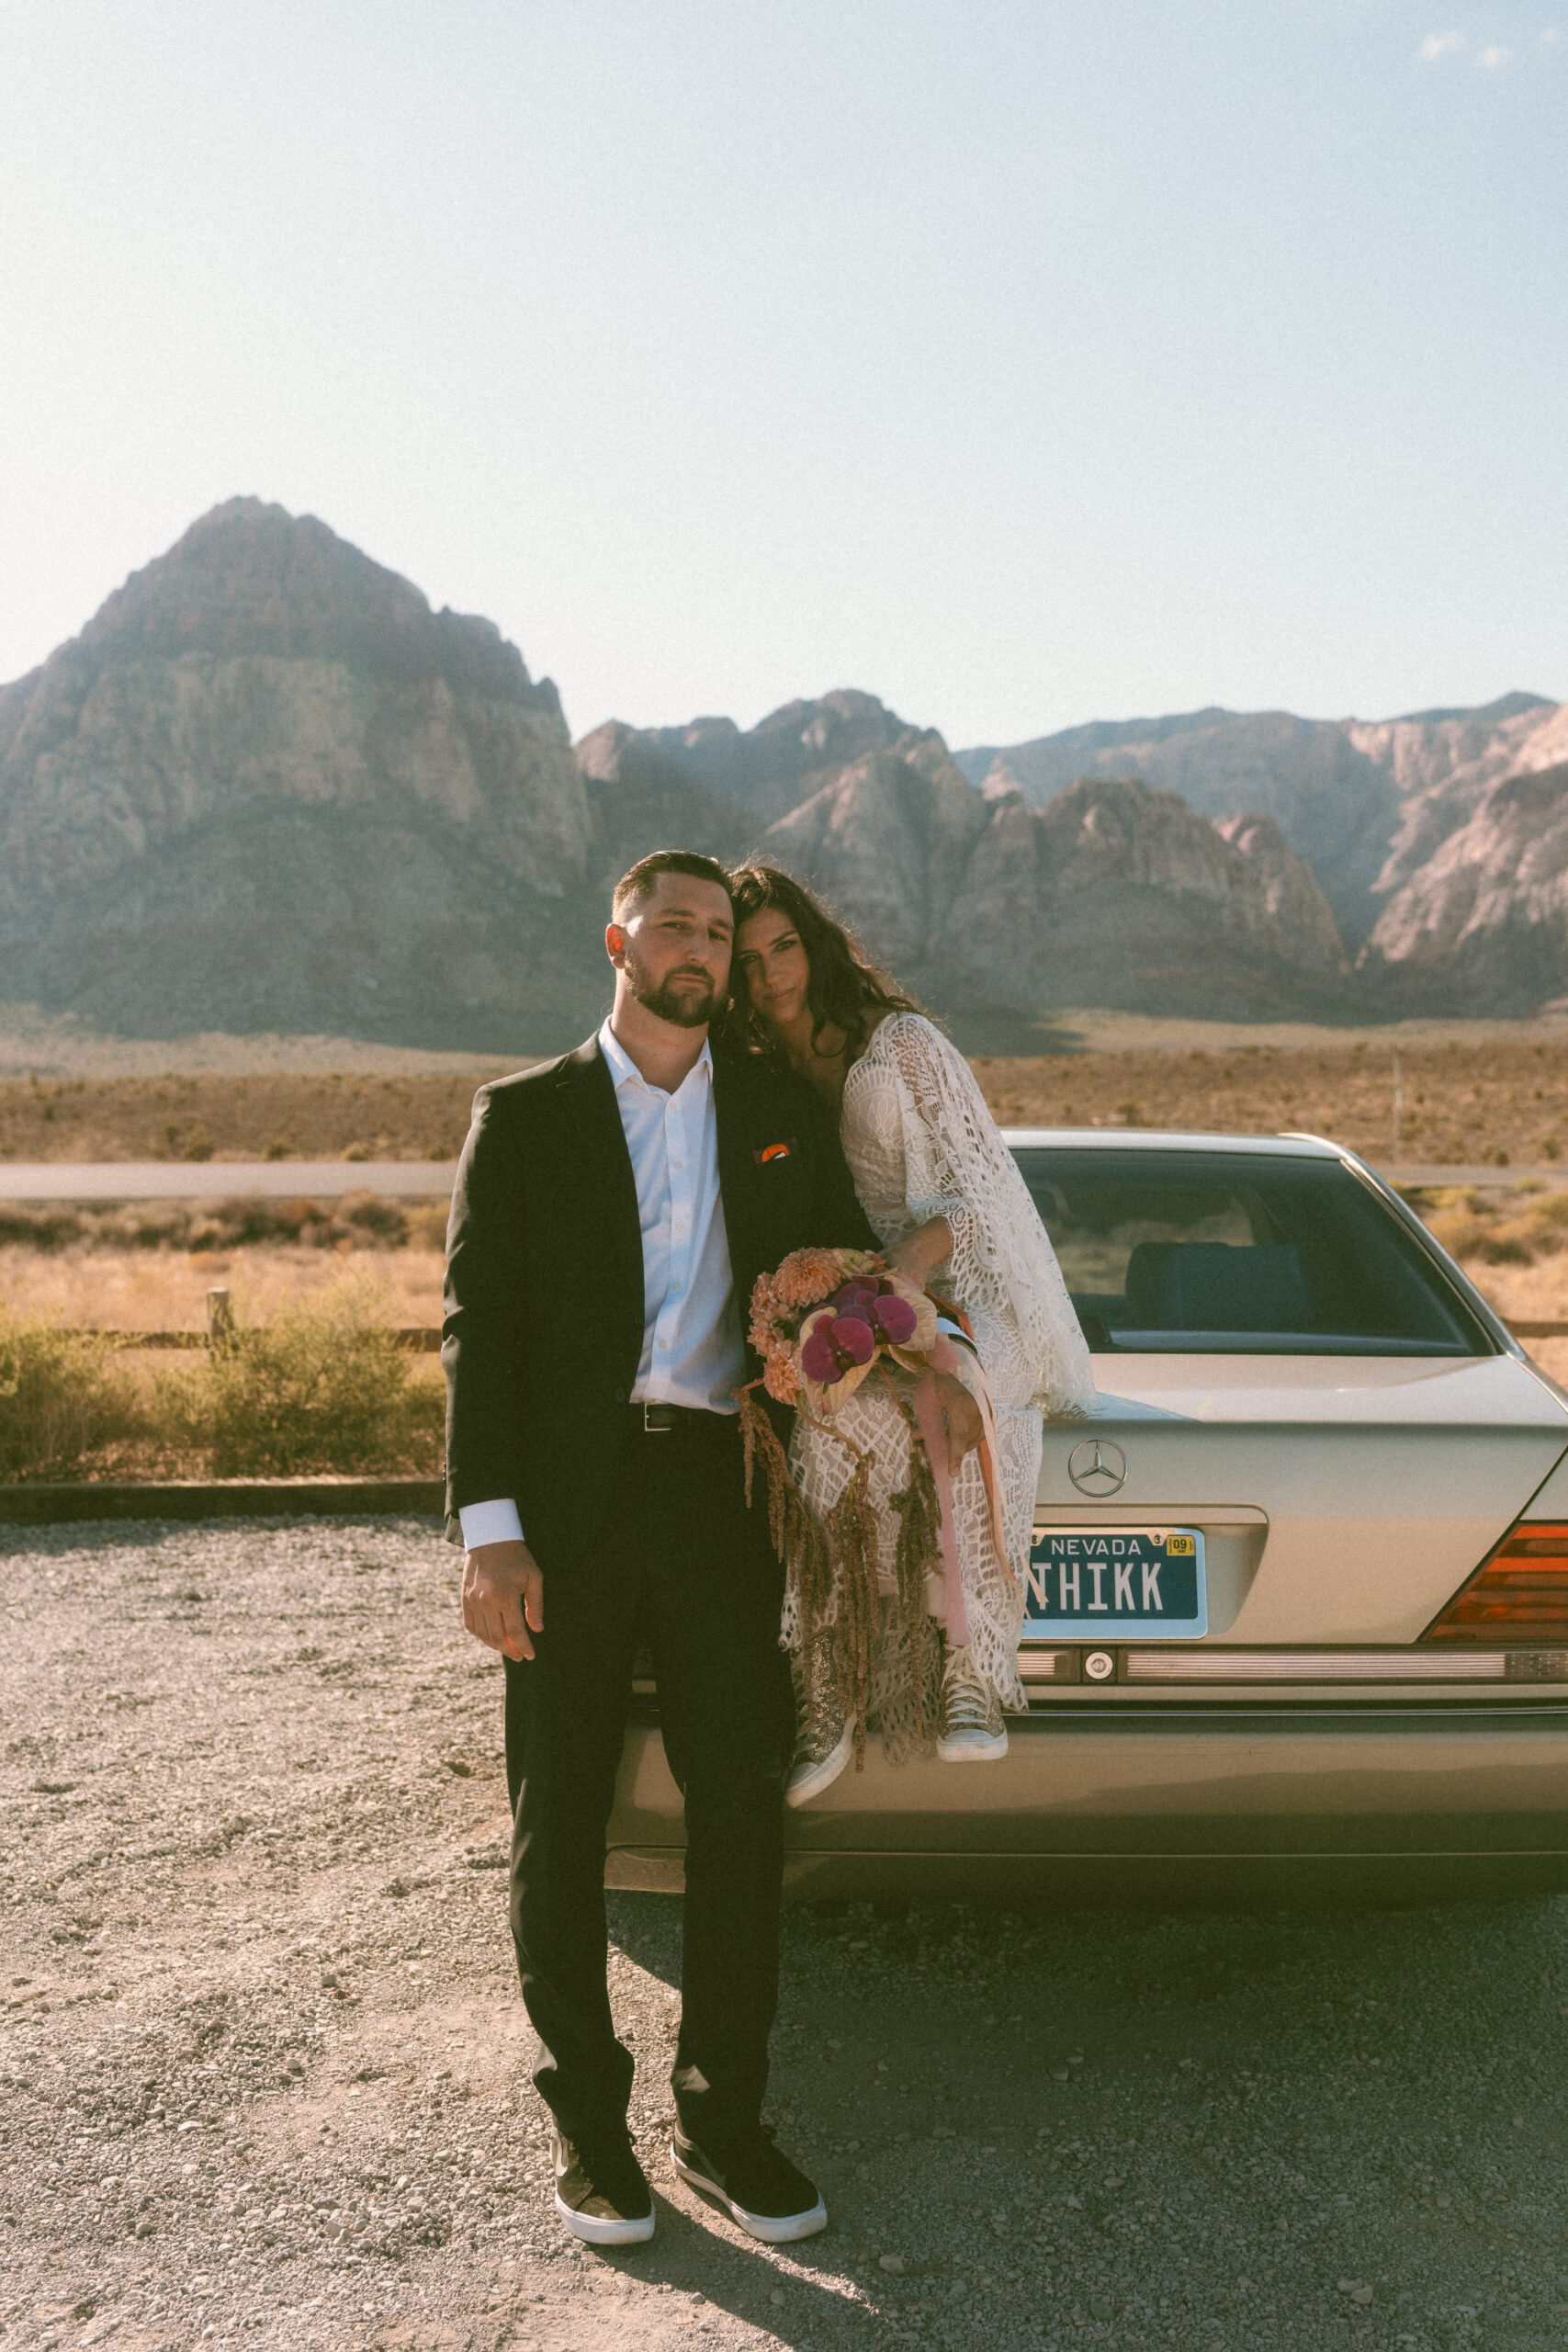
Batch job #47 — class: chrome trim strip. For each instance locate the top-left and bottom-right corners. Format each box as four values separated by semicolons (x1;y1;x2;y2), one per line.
1125;1648;1511;1682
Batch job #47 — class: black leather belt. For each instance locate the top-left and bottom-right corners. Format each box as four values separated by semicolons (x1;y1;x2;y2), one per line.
631;1401;739;1437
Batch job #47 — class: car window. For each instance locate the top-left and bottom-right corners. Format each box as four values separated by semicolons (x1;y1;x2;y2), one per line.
1010;1147;1495;1356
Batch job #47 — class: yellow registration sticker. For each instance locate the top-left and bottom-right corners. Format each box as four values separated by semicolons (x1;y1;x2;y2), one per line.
1167;1535;1196;1555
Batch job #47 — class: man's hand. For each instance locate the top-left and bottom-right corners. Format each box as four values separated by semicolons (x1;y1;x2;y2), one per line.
931;1370;983;1475
461;1539;544;1663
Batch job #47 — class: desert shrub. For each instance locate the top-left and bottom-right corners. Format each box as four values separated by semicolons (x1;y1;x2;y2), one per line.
182;1193;412;1252
1470;1223;1538;1265
96;1204;191;1250
0;1192;442;1255
337;1192;410;1244
1425;1181;1568;1268
0;1309;141;1479
197;1275;442;1476
405;1201;450;1250
0;1206;88;1249
1424;1207;1498;1261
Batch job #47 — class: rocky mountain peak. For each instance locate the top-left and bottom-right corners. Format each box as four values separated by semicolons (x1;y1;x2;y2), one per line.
1362;757;1568;1006
51;497;559;715
0;503;595;1048
590;689;972;833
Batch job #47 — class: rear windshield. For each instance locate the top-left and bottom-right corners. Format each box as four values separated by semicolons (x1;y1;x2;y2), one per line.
1010;1147;1495;1356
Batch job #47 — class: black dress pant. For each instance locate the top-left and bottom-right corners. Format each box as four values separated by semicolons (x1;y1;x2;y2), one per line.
502;1411;794;2154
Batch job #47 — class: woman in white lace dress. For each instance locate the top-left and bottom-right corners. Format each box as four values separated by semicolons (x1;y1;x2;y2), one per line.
728;865;1097;1803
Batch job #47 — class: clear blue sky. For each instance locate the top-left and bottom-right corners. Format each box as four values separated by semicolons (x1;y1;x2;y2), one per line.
2;1;1563;747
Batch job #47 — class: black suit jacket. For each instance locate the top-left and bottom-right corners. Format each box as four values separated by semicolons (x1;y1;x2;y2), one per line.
441;1032;878;1569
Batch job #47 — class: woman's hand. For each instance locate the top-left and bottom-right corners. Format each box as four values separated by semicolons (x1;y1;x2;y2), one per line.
887;1215;953;1289
931;1370;983;1474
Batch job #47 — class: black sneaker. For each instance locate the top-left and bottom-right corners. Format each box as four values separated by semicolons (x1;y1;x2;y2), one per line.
671;2124;828;2243
553;2129;654;2245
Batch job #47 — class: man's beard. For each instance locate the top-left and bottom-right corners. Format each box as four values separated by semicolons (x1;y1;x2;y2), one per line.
623;944;719;1030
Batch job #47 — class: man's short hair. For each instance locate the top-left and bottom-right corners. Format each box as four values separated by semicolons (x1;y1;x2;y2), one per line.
611;850;734;922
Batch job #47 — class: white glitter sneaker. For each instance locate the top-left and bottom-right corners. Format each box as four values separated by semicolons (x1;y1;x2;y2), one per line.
936;1643;1009;1762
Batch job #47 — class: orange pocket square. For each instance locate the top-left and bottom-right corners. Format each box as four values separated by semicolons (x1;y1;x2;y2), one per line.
754;1139;795;1164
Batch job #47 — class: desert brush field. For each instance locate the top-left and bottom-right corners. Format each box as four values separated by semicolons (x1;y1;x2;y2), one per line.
973;1036;1568;1168
5;1034;1568;1169
8;1036;1568;1485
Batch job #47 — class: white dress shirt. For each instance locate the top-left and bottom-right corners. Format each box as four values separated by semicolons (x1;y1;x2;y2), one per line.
457;1018;745;1551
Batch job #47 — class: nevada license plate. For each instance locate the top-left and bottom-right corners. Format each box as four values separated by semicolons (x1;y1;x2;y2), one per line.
1024;1527;1207;1639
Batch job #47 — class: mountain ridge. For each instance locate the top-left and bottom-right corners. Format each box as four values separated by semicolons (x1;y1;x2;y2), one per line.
954;693;1567;957
3;499;1565;1047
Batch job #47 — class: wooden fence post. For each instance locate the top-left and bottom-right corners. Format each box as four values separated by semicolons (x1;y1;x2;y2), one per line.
207;1289;234;1345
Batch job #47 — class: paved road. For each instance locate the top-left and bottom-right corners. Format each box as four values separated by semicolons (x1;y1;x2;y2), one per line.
6;1513;1568;2352
2;1158;1563;1203
0;1159;458;1200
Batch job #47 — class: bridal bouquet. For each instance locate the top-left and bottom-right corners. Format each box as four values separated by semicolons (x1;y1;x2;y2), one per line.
740;1248;959;1759
748;1246;940;1414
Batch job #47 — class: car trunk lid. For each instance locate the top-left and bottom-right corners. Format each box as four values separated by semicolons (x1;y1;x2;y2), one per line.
1035;1353;1568;1644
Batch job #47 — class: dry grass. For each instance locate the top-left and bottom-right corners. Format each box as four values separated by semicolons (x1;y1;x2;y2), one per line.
1453;1260;1568;1389
6;1038;1568;1169
0;1244;447;1331
4;1225;1566;1479
973;1038;1568;1166
0;1272;444;1481
0;1070;509;1163
7;1037;1568;1479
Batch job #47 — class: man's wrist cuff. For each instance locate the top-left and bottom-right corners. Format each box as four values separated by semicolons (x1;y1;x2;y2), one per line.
458;1498;524;1548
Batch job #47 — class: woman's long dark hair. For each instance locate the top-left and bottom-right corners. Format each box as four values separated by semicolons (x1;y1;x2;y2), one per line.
723;864;926;1067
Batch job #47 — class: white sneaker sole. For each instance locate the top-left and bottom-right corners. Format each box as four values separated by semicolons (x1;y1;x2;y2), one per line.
670;2142;829;2243
553;2188;655;2245
936;1727;1009;1762
784;1714;855;1808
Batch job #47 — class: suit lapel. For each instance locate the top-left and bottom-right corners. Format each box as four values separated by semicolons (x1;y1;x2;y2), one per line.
557;1035;643;1357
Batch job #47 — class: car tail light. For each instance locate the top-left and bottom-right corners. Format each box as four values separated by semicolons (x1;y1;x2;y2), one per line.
1426;1521;1568;1642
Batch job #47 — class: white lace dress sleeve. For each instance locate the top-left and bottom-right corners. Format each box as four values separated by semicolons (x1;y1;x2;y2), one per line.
841;1012;1098;1423
780;1013;1098;1738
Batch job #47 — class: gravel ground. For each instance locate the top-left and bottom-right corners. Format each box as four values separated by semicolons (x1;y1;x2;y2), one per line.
6;1516;1568;2352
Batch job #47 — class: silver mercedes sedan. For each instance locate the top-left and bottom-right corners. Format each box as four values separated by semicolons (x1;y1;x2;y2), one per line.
607;1131;1568;1904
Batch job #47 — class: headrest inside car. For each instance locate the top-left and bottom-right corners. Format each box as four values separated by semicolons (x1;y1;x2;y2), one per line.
1122;1241;1311;1333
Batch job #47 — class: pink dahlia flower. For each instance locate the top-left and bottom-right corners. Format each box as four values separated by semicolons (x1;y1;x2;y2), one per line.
771;1248;866;1311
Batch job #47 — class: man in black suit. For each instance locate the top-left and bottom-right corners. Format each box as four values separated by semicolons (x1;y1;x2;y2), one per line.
443;850;877;2248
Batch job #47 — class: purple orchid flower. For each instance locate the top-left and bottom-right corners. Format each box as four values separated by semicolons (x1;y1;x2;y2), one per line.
871;1292;918;1345
801;1314;877;1384
829;1282;879;1317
